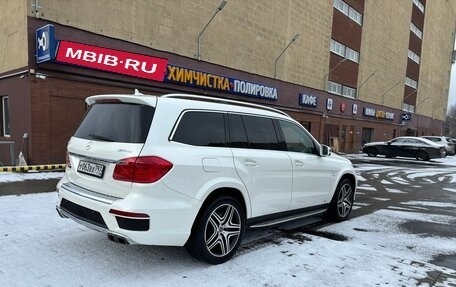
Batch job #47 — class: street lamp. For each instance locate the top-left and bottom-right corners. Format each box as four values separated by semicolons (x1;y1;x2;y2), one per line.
196;1;227;61
273;33;300;78
322;58;348;90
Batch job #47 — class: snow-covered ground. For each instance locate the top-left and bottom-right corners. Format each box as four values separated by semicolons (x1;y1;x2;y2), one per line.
1;158;456;286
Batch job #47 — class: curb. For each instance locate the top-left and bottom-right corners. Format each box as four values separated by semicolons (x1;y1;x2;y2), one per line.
0;164;66;172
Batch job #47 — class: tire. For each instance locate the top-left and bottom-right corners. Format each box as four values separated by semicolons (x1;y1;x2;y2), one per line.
185;197;245;265
415;151;429;161
327;179;355;222
366;147;378;157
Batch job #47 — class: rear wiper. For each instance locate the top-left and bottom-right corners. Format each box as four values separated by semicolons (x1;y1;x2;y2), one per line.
89;134;115;142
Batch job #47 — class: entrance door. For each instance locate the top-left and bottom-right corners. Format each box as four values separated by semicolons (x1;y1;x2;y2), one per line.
361;128;374;145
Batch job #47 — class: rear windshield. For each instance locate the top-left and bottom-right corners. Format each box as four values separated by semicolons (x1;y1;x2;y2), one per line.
74;103;154;143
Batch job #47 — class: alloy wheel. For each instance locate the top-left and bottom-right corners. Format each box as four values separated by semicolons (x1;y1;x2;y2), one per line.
204;204;241;258
337;183;353;218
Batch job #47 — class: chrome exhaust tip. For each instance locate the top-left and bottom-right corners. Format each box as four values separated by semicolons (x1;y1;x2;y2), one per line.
107;233;129;244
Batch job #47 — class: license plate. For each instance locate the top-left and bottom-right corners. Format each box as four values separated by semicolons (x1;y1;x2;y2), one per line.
77;160;105;178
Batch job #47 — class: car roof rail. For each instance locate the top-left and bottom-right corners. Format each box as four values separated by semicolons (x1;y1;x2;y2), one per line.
161;94;290;117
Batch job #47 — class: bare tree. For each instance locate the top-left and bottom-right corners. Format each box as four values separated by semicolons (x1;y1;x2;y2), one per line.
446;104;456;137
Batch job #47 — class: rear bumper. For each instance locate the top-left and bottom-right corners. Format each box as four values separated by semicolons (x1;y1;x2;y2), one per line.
56;204;137;244
56;178;200;246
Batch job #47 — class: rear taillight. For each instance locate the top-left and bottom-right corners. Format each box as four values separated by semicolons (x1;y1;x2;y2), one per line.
113;156;173;183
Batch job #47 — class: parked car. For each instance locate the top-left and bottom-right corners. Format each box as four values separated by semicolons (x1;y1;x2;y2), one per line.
56;92;357;264
362;136;446;161
421;136;455;156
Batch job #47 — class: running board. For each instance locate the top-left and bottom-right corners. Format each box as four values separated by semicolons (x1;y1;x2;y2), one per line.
249;208;327;229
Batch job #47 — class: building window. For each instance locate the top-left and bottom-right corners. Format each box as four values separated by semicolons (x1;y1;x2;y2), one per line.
330;39;345;57
327;81;356;98
410;23;423;39
408;50;420;64
333;0;349;15
348;7;362;25
1;96;10;137
342;86;357;98
413;0;425;13
345;47;359;63
402;103;415;113
331;40;360;63
327;81;342;95
405;77;418;89
333;0;363;25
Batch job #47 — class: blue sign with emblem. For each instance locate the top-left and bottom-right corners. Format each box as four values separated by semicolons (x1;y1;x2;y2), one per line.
36;24;57;63
401;113;412;121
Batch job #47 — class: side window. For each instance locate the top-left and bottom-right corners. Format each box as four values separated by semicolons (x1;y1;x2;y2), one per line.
172;111;226;147
279;120;316;154
228;114;249;148
391;138;405;145
242;115;280;150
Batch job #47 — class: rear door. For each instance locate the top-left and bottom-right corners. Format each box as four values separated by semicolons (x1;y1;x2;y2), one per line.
66;97;156;199
228;114;292;217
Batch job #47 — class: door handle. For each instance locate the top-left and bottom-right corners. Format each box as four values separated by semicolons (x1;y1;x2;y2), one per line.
244;159;258;167
294;160;304;167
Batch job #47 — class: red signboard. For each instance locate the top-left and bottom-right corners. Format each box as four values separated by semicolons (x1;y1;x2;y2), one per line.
56;41;168;81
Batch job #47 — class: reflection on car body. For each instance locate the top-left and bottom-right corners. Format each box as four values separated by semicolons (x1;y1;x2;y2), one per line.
362;136;446;161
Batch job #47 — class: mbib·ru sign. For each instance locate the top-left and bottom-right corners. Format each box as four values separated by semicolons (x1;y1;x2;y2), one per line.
56;41;168;81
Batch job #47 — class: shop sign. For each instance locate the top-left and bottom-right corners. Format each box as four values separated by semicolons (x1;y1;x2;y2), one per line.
401;113;412;121
352;104;358;115
326;98;333;110
165;65;278;101
36;24;57;63
56;41;168;81
363;107;395;120
299;94;317;108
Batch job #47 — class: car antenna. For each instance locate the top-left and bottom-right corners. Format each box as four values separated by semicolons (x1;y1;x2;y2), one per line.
134;89;144;96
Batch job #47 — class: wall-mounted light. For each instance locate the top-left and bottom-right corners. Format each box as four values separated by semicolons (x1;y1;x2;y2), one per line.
274;33;300;78
381;79;403;105
196;1;227;61
322;58;348;90
35;73;46;80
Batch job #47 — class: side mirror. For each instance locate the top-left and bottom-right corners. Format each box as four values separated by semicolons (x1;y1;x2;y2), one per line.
320;144;331;157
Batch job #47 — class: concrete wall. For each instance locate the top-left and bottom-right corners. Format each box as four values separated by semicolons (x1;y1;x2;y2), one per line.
28;0;332;90
418;1;456;121
0;0;28;73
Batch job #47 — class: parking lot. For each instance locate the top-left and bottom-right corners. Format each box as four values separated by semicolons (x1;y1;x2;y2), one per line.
1;155;456;286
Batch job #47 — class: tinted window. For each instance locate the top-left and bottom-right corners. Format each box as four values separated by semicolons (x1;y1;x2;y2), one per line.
228;114;249;148
279;120;316;154
173;111;226;147
74;103;154;143
242;115;280;150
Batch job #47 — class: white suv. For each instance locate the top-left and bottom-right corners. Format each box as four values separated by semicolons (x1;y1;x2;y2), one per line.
56;92;357;264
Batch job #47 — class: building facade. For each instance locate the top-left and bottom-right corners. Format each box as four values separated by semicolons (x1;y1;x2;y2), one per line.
0;0;455;165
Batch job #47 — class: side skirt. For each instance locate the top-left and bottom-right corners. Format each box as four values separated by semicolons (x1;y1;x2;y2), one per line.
246;204;329;229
